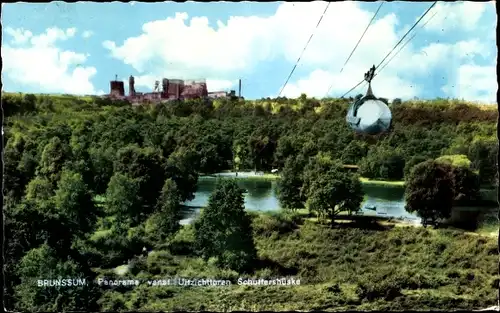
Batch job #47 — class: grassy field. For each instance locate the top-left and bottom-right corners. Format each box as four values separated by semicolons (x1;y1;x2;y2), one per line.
96;211;498;311
211;171;405;186
359;177;405;187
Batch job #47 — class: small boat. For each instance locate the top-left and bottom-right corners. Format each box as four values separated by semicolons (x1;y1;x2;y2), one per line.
376;208;388;215
365;205;377;211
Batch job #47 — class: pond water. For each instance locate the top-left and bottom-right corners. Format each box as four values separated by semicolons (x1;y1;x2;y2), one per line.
181;173;419;224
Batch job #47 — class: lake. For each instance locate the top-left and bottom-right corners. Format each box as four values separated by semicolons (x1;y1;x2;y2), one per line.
181;174;420;224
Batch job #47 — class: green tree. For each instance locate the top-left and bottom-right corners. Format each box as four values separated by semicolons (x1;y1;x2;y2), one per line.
340;140;368;165
468;139;498;185
276;155;307;211
404;156;428;179
25;176;54;201
303;155;364;224
105;173;143;226
146;179;183;246
13;244;100;312
4;136;38;202
54;170;98;237
451;166;480;204
88;143;115;195
359;146;405;180
114;144;166;207
435;154;480;203
194;179;257;272
165;146;199;202
37;136;72;186
435;154;472;168
405;160;455;227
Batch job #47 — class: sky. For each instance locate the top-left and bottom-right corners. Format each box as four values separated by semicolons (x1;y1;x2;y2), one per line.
1;1;497;103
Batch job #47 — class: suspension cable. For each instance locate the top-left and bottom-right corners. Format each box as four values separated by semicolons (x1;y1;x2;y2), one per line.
324;2;384;98
376;9;439;77
277;2;331;97
357;8;440;91
341;2;384;74
338;1;437;99
374;1;437;71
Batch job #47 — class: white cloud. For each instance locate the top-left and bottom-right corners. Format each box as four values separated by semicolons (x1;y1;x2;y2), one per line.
3;27;100;95
422;2;489;33
206;79;237;92
28;27;76;47
102;1;494;101
4;27;33;45
442;64;497;103
82;30;93;39
282;69;419;100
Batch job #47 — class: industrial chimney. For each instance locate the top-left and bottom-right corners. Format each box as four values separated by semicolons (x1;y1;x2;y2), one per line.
238;79;242;98
129;75;135;97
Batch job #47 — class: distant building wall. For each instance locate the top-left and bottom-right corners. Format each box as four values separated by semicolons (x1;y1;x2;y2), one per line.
144;92;161;101
182;82;208;99
110;81;125;97
165;79;184;99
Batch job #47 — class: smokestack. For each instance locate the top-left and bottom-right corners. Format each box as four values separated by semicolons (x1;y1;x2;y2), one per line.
238;79;241;97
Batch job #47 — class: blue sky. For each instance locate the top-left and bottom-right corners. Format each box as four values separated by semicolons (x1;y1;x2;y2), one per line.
2;1;497;103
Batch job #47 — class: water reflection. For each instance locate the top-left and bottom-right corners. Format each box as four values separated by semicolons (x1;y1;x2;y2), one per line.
359;184;417;219
184;177;280;212
181;175;420;224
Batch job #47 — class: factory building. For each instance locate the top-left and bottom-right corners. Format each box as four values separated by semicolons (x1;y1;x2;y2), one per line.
107;75;242;105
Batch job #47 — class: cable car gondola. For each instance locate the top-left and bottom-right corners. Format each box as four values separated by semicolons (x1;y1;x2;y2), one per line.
346;65;392;135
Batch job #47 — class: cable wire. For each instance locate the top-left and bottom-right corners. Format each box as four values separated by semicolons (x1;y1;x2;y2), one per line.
374;1;437;71
324;1;384;98
376;9;439;77
353;9;440;93
338;1;437;99
356;8;440;91
340;2;384;74
278;2;330;97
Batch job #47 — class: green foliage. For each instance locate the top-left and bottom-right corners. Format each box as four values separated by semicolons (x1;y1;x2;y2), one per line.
194;179;257;272
113;144;166;207
100;217;497;311
359;146;406;180
404;155;429;179
25;176;54;201
341;140;368;164
276;155;307;211
37;136;72;186
451;166;480;204
405;161;455;225
303;156;364;223
436;154;472;168
13;244;101;312
54;170;98;236
146;179;183;246
468;139;498;185
105;173;142;226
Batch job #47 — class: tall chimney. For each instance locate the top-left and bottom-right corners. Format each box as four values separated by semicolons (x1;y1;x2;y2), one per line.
238;79;242;97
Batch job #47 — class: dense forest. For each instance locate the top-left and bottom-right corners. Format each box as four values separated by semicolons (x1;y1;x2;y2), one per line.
3;92;498;311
